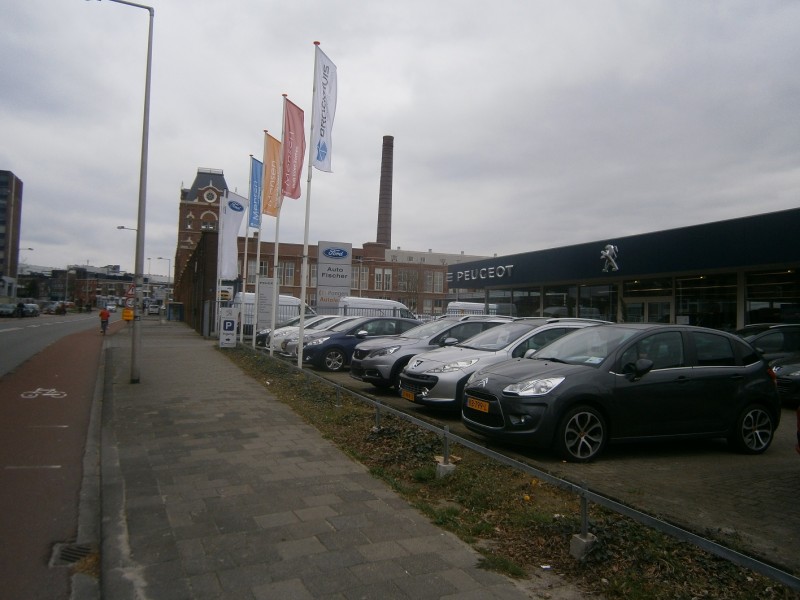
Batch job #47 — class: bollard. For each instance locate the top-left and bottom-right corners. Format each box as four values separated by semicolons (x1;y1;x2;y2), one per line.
436;426;457;479
570;481;597;559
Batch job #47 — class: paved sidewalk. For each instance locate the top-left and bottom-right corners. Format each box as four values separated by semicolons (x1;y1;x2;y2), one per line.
85;319;588;599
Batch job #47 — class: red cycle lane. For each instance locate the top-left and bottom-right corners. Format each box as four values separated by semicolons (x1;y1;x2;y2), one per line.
0;324;110;600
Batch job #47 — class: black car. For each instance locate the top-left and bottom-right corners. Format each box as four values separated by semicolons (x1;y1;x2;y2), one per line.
462;323;781;462
301;316;421;372
770;353;800;407
740;324;800;363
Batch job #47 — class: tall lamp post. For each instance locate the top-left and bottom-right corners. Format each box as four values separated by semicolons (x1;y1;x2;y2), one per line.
92;0;154;384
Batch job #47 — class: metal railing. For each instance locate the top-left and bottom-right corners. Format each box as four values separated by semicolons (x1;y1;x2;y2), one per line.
254;347;800;592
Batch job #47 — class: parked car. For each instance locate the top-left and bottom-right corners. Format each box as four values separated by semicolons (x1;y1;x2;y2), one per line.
733;323;780;338
0;303;16;317
350;315;514;390
280;317;357;357
106;303;118;313
770;353;800;407
23;303;40;317
739;324;800;363
462;323;781;462
147;303;161;315
259;315;341;349
300;316;421;372
398;319;606;410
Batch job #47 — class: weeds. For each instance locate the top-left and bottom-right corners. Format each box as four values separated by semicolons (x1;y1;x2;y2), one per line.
223;346;800;600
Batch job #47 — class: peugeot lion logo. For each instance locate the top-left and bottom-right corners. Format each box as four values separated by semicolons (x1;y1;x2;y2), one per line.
323;247;349;259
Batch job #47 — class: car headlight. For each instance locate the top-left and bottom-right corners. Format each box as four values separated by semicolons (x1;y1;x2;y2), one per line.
307;336;331;347
504;377;565;396
370;345;401;358
428;358;479;373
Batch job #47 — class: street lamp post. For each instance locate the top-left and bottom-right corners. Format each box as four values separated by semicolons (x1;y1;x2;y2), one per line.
93;0;154;383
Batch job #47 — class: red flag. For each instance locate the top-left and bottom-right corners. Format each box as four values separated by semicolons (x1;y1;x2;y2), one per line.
282;98;306;199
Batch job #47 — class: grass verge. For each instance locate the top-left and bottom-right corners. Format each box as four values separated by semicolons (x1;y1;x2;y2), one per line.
223;346;799;600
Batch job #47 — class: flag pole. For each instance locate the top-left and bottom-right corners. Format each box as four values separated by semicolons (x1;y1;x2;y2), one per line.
296;42;322;369
272;105;289;357
252;152;264;350
240;199;250;346
216;191;226;340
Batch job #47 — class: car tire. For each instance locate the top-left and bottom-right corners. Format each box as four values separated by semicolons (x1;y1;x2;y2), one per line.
323;348;346;372
728;404;775;454
554;405;607;463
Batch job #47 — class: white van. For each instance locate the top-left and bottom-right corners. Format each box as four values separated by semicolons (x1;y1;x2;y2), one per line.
445;301;498;316
233;293;316;333
337;296;415;319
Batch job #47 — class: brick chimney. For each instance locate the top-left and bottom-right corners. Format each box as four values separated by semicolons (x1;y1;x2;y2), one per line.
376;135;394;248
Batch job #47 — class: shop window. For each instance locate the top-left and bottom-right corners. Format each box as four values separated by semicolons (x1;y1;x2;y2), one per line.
543;285;577;318
580;284;617;322
745;270;800;324
676;274;736;331
623;278;673;297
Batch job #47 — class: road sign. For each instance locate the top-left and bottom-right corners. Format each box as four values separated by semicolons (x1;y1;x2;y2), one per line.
126;284;136;298
125;297;135;308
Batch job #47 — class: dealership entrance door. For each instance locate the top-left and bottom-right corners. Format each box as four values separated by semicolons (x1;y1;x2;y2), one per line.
624;297;672;323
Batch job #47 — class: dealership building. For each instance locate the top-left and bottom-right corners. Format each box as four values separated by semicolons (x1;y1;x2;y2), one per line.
447;207;800;330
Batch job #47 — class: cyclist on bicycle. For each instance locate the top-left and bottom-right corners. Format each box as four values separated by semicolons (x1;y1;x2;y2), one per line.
99;306;110;334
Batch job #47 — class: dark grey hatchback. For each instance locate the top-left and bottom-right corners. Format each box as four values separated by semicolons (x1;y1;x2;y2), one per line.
462;323;781;462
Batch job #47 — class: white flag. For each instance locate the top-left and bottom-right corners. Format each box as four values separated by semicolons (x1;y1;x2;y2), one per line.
310;45;337;172
218;192;247;280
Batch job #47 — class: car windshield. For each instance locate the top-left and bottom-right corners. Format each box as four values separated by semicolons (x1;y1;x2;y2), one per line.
532;325;639;366
458;322;537;351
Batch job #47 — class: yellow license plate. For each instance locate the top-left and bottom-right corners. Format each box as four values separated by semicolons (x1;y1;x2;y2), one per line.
467;397;489;413
401;389;416;402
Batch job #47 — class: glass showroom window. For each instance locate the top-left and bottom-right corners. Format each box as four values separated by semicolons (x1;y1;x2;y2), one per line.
676;273;736;330
543;285;577;318
745;269;800;324
579;284;617;321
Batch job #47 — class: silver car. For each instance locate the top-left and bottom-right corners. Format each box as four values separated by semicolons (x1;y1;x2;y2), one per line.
350;315;513;389
398;319;605;410
280;316;357;357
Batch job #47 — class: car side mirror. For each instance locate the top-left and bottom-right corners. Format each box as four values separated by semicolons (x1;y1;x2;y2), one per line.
523;349;537;359
440;337;459;347
622;358;654;381
356;329;369;338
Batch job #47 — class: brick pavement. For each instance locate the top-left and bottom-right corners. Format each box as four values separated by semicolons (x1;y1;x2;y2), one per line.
78;320;590;599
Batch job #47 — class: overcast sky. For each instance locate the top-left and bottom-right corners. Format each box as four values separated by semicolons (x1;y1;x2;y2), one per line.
3;1;799;277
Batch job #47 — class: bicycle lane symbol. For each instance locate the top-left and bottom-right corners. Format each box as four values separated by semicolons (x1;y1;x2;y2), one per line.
20;388;68;399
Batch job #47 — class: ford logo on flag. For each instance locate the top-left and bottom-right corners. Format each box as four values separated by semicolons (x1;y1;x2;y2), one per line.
229;200;245;212
323;247;349;259
316;140;328;162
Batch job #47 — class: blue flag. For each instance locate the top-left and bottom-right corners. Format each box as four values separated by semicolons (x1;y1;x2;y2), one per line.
249;156;263;229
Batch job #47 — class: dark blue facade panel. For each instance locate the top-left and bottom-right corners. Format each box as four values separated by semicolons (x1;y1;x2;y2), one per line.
449;208;800;288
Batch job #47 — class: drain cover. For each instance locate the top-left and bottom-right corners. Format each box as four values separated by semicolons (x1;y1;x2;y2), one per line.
50;543;93;567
